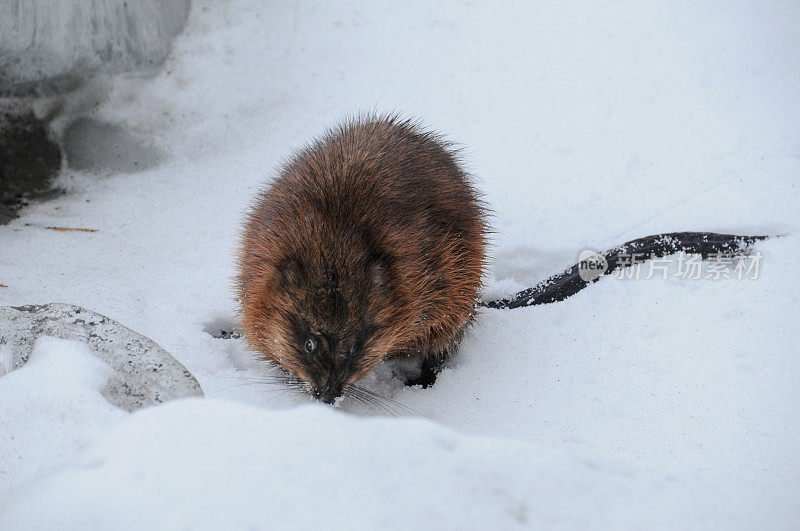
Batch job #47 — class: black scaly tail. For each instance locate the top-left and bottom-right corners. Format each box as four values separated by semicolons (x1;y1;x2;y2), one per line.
482;232;768;310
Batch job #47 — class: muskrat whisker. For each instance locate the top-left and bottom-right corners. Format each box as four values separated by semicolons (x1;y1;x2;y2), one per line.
345;385;396;415
350;384;421;416
347;385;418;416
214;381;285;390
343;392;369;409
359;396;397;416
214;371;308;393
209;383;302;395
267;389;296;403
222;375;295;384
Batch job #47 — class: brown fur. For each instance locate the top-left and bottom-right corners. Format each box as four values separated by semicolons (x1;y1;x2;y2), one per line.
237;115;487;402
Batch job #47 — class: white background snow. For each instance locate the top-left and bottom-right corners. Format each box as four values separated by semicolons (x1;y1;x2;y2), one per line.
1;0;799;528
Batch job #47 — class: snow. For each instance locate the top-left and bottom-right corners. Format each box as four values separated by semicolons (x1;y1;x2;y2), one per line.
0;337;125;499
1;0;799;528
2;400;799;530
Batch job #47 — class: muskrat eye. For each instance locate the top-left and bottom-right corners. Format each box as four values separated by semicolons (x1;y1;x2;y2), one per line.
304;337;317;354
349;343;358;356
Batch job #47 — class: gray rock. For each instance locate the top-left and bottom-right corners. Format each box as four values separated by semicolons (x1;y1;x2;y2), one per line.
0;303;203;411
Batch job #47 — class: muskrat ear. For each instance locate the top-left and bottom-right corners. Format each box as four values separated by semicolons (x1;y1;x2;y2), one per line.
368;255;391;289
279;257;305;288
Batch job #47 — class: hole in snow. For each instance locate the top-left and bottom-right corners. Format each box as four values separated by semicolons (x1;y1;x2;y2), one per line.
203;317;242;340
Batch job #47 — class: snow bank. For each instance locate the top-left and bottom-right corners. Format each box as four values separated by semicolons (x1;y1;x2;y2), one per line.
0;337;125;499
2;399;797;530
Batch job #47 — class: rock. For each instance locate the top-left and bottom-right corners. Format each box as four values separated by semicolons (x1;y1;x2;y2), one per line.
0;303;203;411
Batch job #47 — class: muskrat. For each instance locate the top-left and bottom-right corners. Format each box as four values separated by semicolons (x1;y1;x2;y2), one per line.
237;116;487;403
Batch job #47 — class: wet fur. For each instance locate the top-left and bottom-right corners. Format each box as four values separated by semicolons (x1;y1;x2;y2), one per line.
238;115;487;401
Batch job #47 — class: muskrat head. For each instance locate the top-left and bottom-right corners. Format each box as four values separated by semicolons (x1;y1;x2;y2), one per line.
264;252;396;404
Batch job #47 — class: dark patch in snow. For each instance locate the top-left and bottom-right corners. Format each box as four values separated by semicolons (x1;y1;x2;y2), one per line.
62;118;164;173
0;108;62;224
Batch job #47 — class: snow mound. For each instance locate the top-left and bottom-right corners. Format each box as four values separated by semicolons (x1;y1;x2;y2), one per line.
2;399;797;530
0;336;126;499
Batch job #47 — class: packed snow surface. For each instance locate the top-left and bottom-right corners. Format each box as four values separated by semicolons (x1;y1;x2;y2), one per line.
1;0;799;528
2;399;798;530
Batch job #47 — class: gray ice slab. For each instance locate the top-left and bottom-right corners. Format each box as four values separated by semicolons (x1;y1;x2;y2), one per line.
0;303;203;411
0;1;191;96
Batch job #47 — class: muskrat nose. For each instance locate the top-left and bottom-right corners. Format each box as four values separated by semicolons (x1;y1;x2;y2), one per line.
313;383;343;404
313;391;337;404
